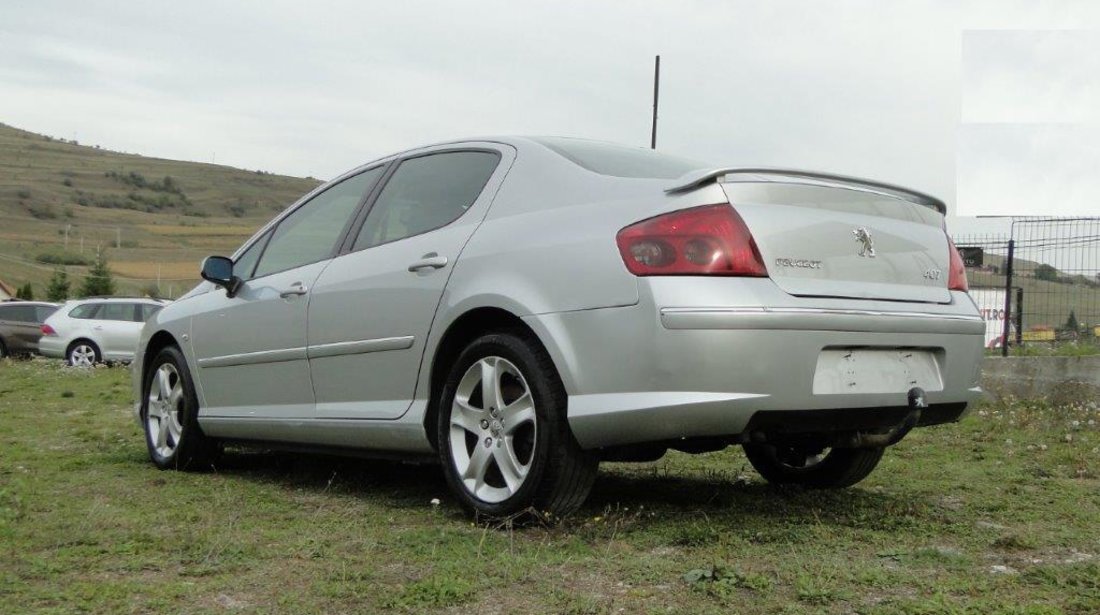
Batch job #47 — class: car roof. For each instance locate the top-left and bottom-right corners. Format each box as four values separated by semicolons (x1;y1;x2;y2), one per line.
0;300;59;307
65;297;167;304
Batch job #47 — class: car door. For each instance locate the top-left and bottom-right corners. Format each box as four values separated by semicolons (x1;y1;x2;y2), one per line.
308;147;512;420
93;303;144;358
188;167;383;419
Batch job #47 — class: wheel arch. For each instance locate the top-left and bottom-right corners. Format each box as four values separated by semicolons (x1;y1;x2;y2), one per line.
422;306;561;451
141;330;182;392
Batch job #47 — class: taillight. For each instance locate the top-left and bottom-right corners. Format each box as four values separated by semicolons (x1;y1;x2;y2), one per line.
616;204;768;276
40;324;56;336
947;237;968;291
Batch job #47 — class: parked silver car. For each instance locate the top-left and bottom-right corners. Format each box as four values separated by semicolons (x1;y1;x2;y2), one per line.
40;298;167;366
132;137;983;518
0;301;59;357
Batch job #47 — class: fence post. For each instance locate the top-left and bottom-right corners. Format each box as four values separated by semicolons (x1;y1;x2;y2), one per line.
1001;239;1015;357
1014;287;1023;347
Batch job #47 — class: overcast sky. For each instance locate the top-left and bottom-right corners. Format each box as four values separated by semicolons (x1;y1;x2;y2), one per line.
2;0;1098;231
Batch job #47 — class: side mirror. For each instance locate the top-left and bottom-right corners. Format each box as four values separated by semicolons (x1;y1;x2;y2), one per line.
200;256;241;297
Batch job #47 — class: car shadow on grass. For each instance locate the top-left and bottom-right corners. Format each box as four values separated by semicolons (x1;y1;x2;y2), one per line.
208;447;447;506
583;470;945;534
194;447;940;533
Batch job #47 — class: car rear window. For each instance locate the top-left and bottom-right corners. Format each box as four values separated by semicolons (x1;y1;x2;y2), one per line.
140;304;162;321
35;305;58;322
532;137;709;179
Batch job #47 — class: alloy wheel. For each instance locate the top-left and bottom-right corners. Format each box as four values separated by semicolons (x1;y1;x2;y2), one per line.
146;363;185;458
69;344;96;367
448;356;538;503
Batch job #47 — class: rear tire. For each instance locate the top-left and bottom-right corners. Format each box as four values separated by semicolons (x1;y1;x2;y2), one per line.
437;331;598;520
66;340;101;367
142;345;219;470
742;443;884;489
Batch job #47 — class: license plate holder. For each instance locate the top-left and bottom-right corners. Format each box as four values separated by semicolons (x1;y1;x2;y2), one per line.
813;348;943;395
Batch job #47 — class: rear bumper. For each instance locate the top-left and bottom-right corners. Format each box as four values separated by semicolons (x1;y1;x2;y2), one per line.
37;336;66;359
525;278;984;449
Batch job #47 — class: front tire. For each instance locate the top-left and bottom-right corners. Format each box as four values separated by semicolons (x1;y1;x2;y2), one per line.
142;345;219;470
742;443;884;489
437;331;598;519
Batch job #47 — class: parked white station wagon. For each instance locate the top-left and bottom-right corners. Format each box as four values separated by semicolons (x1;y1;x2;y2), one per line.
132;138;984;518
40;298;167;366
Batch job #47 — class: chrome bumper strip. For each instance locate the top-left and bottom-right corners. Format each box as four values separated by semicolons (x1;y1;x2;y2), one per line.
660;306;984;334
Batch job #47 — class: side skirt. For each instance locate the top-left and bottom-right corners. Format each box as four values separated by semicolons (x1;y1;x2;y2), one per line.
198;415;435;455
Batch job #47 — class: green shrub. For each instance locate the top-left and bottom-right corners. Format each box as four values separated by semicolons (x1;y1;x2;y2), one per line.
36;252;91;266
27;203;58;219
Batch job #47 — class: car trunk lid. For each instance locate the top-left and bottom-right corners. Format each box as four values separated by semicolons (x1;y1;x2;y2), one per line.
714;172;951;303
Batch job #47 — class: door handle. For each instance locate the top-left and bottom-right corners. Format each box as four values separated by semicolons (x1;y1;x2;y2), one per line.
407;253;448;273
279;283;308;298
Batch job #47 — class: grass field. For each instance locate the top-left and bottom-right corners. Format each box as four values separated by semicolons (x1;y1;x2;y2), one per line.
1;360;1097;614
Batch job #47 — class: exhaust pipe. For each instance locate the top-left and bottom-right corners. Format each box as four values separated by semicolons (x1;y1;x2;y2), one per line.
841;387;926;449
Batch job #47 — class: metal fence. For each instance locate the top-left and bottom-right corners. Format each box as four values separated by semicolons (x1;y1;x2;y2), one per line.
953;217;1100;355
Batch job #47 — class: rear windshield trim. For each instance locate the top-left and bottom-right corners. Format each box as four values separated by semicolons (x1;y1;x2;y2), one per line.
532;137;710;180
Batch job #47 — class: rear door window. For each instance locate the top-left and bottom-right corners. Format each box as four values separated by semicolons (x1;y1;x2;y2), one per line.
97;303;134;321
0;305;36;322
353;151;499;250
69;304;100;319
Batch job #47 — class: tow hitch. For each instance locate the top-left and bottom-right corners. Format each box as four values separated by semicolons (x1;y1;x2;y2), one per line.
840;387;927;449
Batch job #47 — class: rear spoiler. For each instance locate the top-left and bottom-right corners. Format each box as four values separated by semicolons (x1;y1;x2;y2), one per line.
666;167;946;215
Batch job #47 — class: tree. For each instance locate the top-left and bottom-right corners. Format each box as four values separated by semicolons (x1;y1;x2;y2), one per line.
79;252;116;297
46;268;71;301
15;282;34;300
1034;263;1059;282
1065;310;1079;333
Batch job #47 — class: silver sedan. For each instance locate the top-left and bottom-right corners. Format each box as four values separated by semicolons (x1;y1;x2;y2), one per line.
132;137;984;518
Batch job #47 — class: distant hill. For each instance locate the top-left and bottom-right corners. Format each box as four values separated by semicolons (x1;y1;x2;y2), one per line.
0;122;319;220
0;122;321;298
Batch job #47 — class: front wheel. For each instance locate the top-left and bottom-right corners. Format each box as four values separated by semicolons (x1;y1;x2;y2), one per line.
142;345;219;470
742;443;885;489
437;332;598;519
